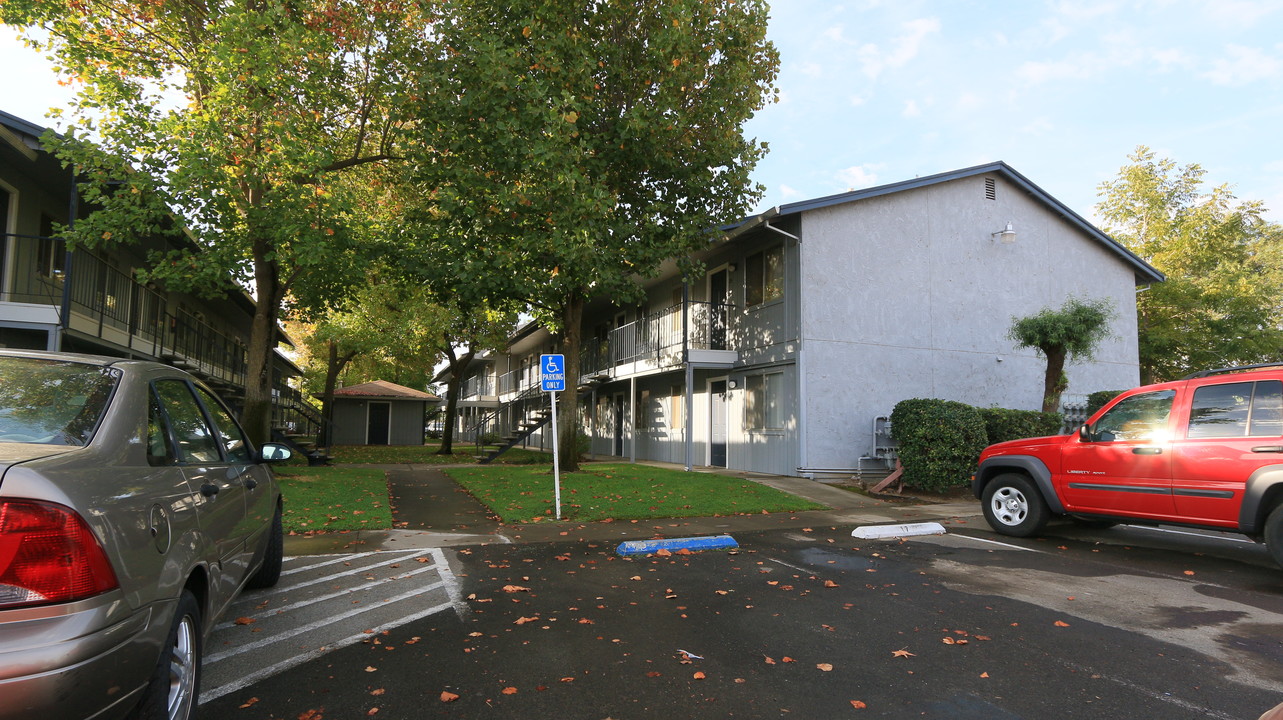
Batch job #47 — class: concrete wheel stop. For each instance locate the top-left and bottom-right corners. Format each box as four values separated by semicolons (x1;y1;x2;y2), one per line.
617;534;739;556
851;522;947;540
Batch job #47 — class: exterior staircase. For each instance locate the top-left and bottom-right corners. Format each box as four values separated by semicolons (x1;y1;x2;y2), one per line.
468;373;611;464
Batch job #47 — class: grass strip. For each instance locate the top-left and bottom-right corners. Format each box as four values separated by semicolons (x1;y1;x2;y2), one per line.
276;466;393;532
445;462;826;523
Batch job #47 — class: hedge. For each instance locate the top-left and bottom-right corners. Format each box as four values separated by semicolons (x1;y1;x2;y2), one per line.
889;399;989;492
1086;390;1126;417
977;407;1063;445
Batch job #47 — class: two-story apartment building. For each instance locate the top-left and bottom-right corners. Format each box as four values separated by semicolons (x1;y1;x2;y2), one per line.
454;162;1164;478
0;109;310;429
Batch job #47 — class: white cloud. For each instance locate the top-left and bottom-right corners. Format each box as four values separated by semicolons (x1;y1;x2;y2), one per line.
954;93;983;112
902;99;921;117
1195;0;1283;28
856;17;941;79
837;164;882;189
1016;59;1092;84
849;94;867;107
1201;44;1282;86
822;25;846;43
1050;1;1119;21
779;184;802;199
797;61;825;78
1020;117;1055;135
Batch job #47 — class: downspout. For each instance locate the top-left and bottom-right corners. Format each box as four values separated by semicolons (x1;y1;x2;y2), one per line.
682;281;693;472
629;375;636;464
764;218;805;478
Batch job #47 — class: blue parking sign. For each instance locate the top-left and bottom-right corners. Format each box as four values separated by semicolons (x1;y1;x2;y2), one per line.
541;354;565;392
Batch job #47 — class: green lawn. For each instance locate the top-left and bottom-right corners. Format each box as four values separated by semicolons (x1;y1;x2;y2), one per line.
275;466;393;532
444;462;827;523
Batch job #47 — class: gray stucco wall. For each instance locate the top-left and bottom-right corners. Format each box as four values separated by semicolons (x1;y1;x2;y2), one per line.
798;172;1143;472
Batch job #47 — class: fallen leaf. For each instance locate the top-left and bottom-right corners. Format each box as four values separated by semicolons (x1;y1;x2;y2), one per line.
367;709;379;716
439;691;459;703
851;700;867;709
234;617;255;626
370;688;385;696
980;672;990;678
823;580;839;588
891;649;915;659
502;687;518;695
1183;570;1195;576
365;666;377;672
655;549;672;557
693;671;706;679
298;710;323;720
503;585;530;593
764;656;776;665
781;656;795;663
559;677;575;683
239;698;259;709
817;663;833;671
515;616;539;625
1054;620;1071;627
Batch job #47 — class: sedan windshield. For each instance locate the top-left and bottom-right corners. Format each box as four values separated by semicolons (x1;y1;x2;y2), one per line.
0;357;119;446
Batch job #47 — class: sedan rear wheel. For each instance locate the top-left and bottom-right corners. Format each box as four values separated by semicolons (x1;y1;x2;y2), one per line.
981;473;1050;538
130;589;201;720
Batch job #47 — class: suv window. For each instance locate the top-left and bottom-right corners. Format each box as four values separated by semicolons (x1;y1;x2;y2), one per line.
1188;380;1283;438
1090;389;1175;442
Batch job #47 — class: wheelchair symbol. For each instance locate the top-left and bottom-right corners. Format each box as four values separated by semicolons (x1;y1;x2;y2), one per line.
545;356;561;374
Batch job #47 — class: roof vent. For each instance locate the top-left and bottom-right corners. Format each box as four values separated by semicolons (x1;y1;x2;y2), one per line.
984;177;996;201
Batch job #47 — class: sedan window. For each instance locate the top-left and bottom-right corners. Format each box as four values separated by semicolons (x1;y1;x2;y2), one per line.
0;357;118;446
154;380;221;463
194;386;251;463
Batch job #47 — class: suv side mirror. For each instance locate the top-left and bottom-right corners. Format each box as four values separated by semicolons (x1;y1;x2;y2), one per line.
1078;425;1092;442
259;442;293;463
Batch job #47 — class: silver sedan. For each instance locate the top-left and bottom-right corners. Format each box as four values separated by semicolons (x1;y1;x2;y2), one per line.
0;350;291;720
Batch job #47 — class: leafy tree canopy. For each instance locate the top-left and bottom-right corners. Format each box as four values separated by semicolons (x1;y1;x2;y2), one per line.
2;0;433;440
1009;297;1114;413
1096;146;1283;382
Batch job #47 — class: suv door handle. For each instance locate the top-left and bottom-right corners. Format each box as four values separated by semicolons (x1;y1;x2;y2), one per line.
1133;447;1163;455
1251;445;1283;453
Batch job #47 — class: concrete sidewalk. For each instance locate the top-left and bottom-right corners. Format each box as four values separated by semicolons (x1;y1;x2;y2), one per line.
282;462;982;555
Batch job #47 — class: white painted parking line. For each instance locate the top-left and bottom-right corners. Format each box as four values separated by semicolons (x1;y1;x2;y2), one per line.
1124;525;1255;543
200;547;461;705
944;534;1038;552
200;599;455;704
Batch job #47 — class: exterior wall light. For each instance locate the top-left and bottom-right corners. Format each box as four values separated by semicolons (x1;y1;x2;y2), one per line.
991;221;1017;243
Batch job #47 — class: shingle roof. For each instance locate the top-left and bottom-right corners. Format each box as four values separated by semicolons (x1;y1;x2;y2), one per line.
331;380;438;401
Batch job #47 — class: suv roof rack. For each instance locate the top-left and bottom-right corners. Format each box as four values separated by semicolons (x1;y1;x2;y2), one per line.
1182;362;1283;380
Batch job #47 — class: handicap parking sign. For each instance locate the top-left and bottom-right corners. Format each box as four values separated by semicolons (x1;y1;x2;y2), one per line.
541;354;565;392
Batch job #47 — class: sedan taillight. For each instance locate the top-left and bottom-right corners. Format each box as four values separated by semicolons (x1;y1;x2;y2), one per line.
0;499;120;609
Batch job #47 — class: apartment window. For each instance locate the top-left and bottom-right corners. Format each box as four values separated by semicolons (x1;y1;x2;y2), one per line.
670;385;684;430
36;214;65;278
746;372;784;431
635;389;650;429
745;246;783;306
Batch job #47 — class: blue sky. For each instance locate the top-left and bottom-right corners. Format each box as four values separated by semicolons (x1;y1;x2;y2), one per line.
4;1;1281;221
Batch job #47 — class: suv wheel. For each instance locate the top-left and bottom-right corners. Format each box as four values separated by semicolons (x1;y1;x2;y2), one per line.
1265;504;1283;569
982;473;1050;537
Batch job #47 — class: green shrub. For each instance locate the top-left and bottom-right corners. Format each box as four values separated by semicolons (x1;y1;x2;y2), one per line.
890;399;988;492
1086;390;1126;416
978;407;1064;445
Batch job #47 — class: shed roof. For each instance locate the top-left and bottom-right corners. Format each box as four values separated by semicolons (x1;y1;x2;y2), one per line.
331;380;438;401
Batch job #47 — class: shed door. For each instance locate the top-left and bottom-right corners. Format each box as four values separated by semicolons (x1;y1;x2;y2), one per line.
368;402;391;445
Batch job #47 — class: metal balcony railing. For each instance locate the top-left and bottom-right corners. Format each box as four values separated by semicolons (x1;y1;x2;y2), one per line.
579;301;733;378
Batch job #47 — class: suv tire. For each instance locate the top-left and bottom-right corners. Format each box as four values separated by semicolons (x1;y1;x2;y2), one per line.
1265;503;1283;569
982;473;1050;537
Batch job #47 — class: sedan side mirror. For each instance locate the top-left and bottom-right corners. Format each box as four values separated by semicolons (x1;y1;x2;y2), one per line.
259;442;293;463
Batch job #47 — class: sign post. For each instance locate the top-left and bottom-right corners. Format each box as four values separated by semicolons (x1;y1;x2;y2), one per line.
540;354;566;519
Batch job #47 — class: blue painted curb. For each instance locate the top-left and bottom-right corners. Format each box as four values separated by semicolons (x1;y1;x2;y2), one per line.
617;534;738;556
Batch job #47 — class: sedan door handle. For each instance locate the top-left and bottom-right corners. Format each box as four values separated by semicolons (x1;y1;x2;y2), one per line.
1133;447;1163;455
200;483;220;497
1251;445;1283;453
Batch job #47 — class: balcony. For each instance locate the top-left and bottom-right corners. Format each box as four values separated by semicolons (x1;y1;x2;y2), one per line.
579;301;737;382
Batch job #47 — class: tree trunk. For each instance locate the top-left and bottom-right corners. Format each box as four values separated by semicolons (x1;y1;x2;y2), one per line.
242;239;281;447
318;341;356;447
436;346;473;455
1042;348;1068;414
558;294;584;472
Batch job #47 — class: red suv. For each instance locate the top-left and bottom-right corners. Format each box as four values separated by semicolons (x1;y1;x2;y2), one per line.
973;364;1283;568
